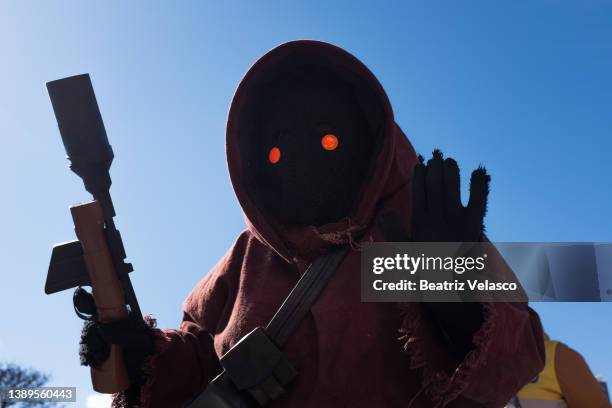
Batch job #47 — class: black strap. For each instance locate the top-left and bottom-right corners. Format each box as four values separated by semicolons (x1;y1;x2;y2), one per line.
265;246;348;347
185;246;349;408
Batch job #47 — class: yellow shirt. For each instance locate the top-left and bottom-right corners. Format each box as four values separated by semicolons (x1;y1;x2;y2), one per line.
518;340;565;407
517;339;609;408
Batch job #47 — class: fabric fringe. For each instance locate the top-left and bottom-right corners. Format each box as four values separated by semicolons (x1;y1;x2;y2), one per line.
398;302;497;407
319;218;365;250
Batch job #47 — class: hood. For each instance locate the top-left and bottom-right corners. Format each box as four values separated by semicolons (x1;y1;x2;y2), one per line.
226;40;417;264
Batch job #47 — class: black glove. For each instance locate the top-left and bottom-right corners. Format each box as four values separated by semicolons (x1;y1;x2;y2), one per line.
411;150;491;359
412;149;490;243
77;288;155;388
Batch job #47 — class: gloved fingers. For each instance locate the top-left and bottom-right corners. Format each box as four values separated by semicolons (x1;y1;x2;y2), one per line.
465;166;490;241
412;160;428;229
425;149;445;221
98;315;154;351
443;157;463;221
79;315;154;388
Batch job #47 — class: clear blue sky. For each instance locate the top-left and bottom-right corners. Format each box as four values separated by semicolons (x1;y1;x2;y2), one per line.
0;1;610;406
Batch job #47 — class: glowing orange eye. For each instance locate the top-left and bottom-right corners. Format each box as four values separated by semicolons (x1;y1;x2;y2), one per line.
269;147;281;164
321;134;339;151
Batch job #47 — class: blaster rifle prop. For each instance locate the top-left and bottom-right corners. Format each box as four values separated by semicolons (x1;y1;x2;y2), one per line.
44;74;140;393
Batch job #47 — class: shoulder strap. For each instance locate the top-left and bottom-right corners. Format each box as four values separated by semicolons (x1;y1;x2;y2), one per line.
186;246;349;408
265;246;349;347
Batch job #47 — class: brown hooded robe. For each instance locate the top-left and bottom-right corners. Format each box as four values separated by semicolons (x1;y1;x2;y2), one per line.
123;40;545;408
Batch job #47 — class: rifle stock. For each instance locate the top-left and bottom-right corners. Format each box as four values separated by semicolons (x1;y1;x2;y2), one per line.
71;200;130;393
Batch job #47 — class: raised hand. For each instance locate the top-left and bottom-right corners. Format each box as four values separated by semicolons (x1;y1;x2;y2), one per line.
412;149;490;243
411;150;491;357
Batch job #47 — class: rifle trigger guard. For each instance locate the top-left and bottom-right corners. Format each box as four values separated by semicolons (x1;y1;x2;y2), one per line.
73;286;96;320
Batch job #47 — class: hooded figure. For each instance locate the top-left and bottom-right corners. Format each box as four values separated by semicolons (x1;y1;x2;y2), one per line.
82;40;545;408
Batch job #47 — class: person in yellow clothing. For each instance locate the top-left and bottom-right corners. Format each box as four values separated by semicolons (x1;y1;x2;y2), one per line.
510;335;610;408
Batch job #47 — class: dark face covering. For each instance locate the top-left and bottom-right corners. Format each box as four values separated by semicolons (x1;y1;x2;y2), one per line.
251;66;375;226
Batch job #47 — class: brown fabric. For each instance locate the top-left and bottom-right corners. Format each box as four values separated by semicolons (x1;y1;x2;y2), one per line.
555;343;610;408
121;40;545;408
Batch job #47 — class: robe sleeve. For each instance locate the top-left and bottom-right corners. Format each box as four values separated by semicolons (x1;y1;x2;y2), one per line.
398;236;546;407
111;233;249;408
132;318;221;408
108;313;222;408
399;302;545;407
